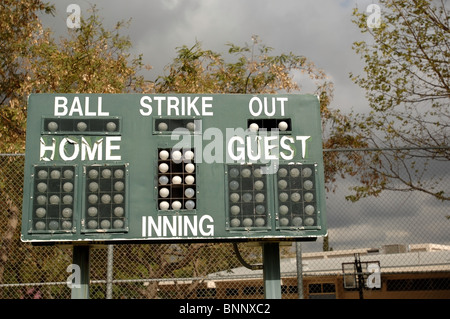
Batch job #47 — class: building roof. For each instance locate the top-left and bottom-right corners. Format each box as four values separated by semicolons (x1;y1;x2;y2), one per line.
206;243;450;281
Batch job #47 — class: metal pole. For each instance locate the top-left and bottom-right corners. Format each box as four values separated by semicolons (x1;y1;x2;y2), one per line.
296;242;304;299
106;245;114;299
262;242;281;299
71;245;90;299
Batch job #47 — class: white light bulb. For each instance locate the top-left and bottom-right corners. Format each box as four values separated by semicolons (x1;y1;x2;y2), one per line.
305;205;315;215
101;194;111;204
184;150;194;162
255;217;265;227
102;169;112;179
159;188;170;198
159;163;169;173
242;218;253;227
159;176;169;185
171;150;182;162
159;201;169;211
186;122;195;131
302;167;313;178
159;150;169;160
184;188;195;198
279;218;289;226
114;207;124;217
290;192;301;202
278;121;288;131
304;180;313;190
63;182;73;192
292;217;303;226
113;220;124;229
230;193;240;203
106;122;117;132
114;169;124;179
88;220;98;229
290;168;300;178
35;208;46;218
88;207;98;217
114;181;125;191
185;163;195;173
62;207;73;218
185;200;195;210
185;175;195;185
47;121;58;132
158;122;168;131
100;220;111;229
172;176;182;184
49;195;60;205
230;205;240;215
77;121;87;131
88;169;98;179
114;194;124;204
230;218;241;227
171;201;182;210
249;123;259;132
279;205;289;215
36;182;47;192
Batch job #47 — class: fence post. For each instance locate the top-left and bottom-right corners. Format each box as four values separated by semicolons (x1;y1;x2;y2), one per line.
106;245;114;299
296;242;304;299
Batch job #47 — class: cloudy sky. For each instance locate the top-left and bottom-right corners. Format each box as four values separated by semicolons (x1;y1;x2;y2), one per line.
38;1;449;252
41;0;376;114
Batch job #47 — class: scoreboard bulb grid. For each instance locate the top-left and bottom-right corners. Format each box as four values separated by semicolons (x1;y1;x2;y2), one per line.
158;148;197;211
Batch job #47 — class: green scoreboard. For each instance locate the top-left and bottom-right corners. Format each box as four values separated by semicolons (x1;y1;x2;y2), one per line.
21;94;327;244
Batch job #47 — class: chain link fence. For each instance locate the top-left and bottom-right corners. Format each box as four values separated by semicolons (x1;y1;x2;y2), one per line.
1;152;449;299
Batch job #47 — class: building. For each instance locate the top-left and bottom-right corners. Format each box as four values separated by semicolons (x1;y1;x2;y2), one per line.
158;243;450;299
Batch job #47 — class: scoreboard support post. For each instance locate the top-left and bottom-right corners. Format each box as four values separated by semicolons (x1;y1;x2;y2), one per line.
71;245;90;299
263;242;282;299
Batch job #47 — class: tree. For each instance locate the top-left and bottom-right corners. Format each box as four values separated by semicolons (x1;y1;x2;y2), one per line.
0;2;150;298
0;0;54;154
340;0;449;201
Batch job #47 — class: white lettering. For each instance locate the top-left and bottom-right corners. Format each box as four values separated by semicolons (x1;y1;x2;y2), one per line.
295;136;311;159
248;96;288;116
84;97;95;116
54;97;68;116
202;97;214;116
105;136;121;161
249;97;263;116
228;136;245;161
139;96;152;116
280;136;295;160
40;137;56;161
167;96;179;116
59;137;80;161
53;96;108;116
143;215;215;237
246;135;262;161
187;97;200;116
138;96;214;117
199;215;214;236
81;137;103;160
97;97;109;116
264;135;278;160
39;136;120;162
68;97;83;116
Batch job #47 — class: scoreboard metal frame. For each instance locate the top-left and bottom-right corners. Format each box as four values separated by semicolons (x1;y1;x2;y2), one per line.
21;93;327;244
